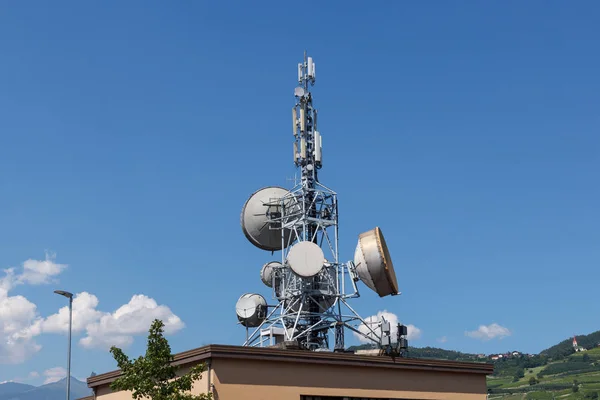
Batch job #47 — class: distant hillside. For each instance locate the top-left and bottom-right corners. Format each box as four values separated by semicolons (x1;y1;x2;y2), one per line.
540;330;600;360
348;343;482;362
405;346;482;361
487;347;600;399
0;383;34;397
0;377;91;400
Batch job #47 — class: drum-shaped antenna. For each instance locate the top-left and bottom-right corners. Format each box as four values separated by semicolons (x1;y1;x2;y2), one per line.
241;186;298;251
235;293;267;327
353;227;399;297
286;241;325;278
260;261;281;288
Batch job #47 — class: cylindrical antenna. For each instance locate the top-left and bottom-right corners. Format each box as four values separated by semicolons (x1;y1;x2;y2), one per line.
299;108;306;132
298;63;303;83
292;108;297;136
307;57;314;78
320;135;323;163
314;131;322;164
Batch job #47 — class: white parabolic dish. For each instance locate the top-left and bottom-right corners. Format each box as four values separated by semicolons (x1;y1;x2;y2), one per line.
260;261;281;288
354;227;399;297
235;293;267;328
286;241;325;278
241;186;298;252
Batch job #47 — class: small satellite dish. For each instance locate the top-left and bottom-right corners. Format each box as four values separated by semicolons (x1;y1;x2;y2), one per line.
353;227;399;297
294;87;305;97
235;293;267;328
286;241;325;278
241;186;299;251
260;261;281;288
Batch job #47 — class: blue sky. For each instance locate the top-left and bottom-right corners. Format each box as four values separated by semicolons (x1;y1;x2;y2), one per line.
1;0;599;386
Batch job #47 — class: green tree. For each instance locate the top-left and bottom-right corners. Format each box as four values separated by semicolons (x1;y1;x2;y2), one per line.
528;377;537;385
583;353;591;362
109;319;212;400
515;368;525;379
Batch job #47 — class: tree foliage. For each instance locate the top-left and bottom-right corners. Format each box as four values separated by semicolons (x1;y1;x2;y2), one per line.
109;319;212;400
492;355;547;377
529;376;537;385
538;361;596;377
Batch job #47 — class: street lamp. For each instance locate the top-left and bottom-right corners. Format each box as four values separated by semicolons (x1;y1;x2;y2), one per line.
54;290;73;400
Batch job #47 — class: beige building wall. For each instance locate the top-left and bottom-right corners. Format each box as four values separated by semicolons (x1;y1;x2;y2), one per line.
88;346;491;400
93;360;487;400
211;358;488;400
94;367;211;399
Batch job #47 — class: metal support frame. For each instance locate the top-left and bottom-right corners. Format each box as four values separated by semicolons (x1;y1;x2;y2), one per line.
241;52;388;351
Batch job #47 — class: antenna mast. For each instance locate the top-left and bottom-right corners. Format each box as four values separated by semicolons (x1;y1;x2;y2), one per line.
237;53;405;354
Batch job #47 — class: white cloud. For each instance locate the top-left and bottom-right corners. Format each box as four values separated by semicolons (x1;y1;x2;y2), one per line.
0;255;66;363
79;294;185;349
0;253;185;365
437;336;448;343
0;283;44;364
406;324;422;341
465;323;511;341
354;310;421;344
42;292;104;334
43;366;66;384
17;252;67;286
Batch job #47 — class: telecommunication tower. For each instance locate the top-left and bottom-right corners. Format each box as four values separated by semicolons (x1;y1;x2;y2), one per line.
236;53;406;353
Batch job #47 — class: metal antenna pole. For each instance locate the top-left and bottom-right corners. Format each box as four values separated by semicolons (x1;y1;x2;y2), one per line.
67;295;72;400
54;290;73;400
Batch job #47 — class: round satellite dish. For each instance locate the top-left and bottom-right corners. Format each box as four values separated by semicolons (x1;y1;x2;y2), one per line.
235;293;267;328
286;241;325;278
353;227;399;297
241;186;298;251
260;261;281;288
294;87;305;97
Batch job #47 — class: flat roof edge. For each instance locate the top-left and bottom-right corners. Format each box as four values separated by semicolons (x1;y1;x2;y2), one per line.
88;344;494;388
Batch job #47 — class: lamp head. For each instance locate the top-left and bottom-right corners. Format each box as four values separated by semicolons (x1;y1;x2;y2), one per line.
54;290;73;299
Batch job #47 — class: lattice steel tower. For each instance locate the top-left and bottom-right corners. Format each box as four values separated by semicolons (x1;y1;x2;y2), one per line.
237;53;404;353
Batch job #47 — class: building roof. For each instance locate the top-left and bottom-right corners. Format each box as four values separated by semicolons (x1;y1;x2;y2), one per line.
87;344;494;388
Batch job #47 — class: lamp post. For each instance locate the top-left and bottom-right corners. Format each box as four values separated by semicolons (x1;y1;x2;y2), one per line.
54;290;73;400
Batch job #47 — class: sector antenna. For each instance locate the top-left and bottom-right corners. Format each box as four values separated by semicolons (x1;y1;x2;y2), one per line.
236;52;409;355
